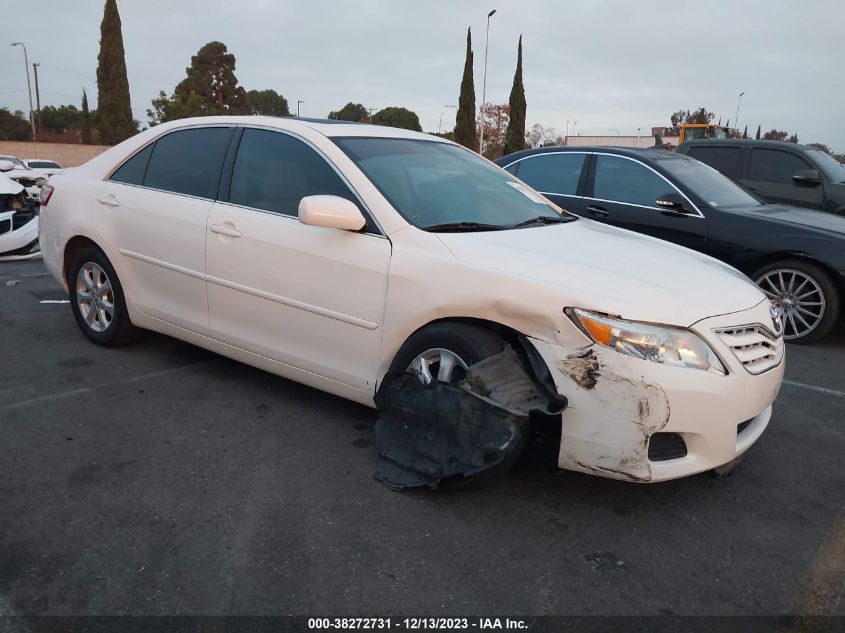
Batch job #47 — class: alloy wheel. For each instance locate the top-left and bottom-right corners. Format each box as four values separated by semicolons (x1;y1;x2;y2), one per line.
76;262;115;333
756;268;825;340
408;348;469;385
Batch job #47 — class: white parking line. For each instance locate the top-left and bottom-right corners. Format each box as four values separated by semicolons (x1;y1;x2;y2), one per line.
782;380;845;399
39;299;70;304
0;361;214;411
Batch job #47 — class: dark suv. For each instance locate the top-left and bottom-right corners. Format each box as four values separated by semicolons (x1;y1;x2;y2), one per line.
676;139;845;215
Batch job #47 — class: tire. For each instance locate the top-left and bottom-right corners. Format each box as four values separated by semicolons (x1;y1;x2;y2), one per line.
67;246;141;347
752;259;840;343
389;323;527;488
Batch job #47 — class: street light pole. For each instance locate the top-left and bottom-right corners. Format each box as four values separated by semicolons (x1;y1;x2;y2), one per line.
11;42;35;141
32;63;41;133
297;100;304;117
478;8;496;155
734;91;745;134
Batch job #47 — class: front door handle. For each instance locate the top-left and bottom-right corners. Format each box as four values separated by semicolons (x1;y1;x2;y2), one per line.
586;205;609;217
209;224;242;238
98;195;120;207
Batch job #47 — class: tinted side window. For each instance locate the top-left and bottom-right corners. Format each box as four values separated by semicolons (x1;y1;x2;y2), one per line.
503;162;519;176
593;155;670;207
229;128;359;217
144;127;234;198
686;146;741;179
749;149;812;184
515;153;586;195
110;143;153;185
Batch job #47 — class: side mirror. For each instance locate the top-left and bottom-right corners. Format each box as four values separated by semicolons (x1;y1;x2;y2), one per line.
0;160;15;173
792;169;821;186
656;192;689;212
298;195;366;231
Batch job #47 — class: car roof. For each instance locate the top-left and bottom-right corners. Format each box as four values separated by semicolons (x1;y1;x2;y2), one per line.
145;115;437;142
495;145;693;165
679;138;815;152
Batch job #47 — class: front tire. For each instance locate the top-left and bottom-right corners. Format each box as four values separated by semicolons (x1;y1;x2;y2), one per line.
67;247;141;346
753;259;840;343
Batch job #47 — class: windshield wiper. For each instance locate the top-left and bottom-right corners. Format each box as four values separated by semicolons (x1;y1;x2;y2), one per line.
422;221;507;232
512;215;577;228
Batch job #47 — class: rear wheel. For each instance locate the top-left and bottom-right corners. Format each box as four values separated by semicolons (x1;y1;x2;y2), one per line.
753;260;840;343
68;247;141;346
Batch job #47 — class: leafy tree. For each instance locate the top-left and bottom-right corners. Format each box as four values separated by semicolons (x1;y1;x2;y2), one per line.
525;123;558;148
96;0;135;144
454;28;477;151
174;41;248;114
833;154;845;164
503;36;526;156
81;91;94;144
246;89;290;116
762;129;799;142
147;90;214;126
477;103;510;158
807;143;832;154
669;107;715;134
39;105;81;134
372;106;422;132
0;108;31;141
755;125;761;140
328;102;368;122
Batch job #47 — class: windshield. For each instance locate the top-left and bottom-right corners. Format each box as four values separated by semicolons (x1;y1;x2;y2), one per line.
657;156;762;209
28;160;60;169
807;149;845;183
333;137;569;230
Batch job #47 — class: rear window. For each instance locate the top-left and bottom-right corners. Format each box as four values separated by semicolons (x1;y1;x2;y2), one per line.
110;143;153;186
686;146;742;179
512;153;586;196
28;160;60;169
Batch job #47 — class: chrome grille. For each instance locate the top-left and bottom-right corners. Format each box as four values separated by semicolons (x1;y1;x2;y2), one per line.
715;324;784;375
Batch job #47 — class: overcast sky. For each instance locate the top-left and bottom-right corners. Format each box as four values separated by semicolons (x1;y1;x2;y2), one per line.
2;0;843;150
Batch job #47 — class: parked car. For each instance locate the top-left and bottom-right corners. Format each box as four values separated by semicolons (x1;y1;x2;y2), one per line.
24;158;64;178
676;139;845;214
0;155;46;200
496;146;845;342
39;117;783;486
0;172;41;261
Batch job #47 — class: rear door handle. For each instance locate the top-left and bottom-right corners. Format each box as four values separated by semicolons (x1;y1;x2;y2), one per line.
586;205;609;217
209;224;242;238
98;196;120;207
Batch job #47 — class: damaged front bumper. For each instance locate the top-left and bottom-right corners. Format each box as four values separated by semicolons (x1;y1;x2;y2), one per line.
528;302;784;483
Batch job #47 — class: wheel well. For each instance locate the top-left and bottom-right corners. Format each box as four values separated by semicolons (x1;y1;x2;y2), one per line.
62;236;101;285
738;251;845;293
396;317;557;392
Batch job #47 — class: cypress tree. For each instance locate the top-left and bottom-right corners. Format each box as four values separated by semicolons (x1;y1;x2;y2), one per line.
503;35;526;156
96;0;135;144
743;125;748;139
755;124;761;140
81;90;94;144
454;28;477;151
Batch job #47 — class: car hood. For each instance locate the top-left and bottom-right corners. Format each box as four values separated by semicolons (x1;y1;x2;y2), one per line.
731;203;845;235
435;219;766;327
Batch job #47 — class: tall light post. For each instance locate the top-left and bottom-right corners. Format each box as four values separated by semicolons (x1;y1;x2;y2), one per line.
478;8;496;155
734;91;745;134
11;42;35;141
439;104;457;134
297;100;304;117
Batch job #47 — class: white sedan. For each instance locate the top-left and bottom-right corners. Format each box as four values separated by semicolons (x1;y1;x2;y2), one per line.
24;158;64;178
38;116;784;488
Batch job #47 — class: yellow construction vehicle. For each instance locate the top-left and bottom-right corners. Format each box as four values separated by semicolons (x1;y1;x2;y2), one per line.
678;123;729;144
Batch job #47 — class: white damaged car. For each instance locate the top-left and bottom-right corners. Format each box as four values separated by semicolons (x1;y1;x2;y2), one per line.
0;171;41;261
38;117;785;488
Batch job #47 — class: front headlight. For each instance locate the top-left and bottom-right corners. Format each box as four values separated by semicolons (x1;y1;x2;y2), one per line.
567;308;726;374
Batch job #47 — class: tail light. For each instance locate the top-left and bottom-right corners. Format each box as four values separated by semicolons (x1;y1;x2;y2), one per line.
39;184;54;206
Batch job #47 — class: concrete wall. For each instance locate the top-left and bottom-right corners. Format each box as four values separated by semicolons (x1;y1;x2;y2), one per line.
564;135;679;148
0;142;111;167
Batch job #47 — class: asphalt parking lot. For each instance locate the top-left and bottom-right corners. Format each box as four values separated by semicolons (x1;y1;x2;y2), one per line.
1;258;843;617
